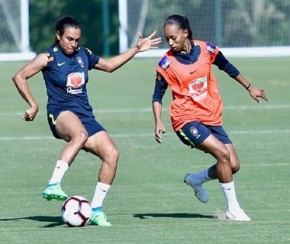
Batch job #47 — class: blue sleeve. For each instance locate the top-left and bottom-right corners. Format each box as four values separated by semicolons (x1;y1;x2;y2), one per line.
213;51;240;78
41;47;54;69
152;72;168;105
84;48;99;69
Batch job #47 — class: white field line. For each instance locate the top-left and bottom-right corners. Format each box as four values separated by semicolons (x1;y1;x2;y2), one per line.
1;129;290;141
1;104;289;141
1;104;290;116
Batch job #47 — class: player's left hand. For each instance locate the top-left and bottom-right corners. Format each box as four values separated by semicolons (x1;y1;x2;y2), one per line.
248;86;269;103
136;31;162;52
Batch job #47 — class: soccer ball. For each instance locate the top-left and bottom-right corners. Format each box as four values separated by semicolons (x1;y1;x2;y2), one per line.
61;195;92;227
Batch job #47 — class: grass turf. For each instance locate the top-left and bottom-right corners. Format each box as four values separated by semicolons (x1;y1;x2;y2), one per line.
0;57;289;243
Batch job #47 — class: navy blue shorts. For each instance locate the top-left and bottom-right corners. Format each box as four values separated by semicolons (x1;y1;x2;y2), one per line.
47;107;105;139
176;121;232;148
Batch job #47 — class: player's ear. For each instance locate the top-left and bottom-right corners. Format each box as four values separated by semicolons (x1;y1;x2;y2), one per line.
183;29;189;39
56;31;61;41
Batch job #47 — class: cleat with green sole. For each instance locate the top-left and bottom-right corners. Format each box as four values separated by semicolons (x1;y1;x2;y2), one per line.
42;183;68;201
90;211;112;226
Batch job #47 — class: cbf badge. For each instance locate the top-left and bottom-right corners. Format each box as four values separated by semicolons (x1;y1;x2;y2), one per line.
158;56;171;70
190;126;200;139
76;56;84;67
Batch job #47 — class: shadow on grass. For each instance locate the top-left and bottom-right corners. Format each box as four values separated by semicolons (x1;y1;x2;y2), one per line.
0;216;63;227
133;212;215;219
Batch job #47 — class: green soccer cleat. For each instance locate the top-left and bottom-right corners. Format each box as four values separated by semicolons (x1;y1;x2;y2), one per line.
42;183;68;201
90;211;112;226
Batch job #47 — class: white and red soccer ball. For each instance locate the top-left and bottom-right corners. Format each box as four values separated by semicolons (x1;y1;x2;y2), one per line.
61;195;92;227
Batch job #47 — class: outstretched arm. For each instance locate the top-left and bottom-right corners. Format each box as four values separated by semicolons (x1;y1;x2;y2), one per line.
94;31;161;72
213;51;269;103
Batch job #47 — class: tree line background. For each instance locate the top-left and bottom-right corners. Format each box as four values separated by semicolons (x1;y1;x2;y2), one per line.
29;0;119;56
28;0;290;56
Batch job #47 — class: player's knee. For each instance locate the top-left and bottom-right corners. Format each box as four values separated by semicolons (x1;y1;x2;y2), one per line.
110;148;120;164
73;130;89;146
107;148;119;169
231;163;240;174
217;147;231;165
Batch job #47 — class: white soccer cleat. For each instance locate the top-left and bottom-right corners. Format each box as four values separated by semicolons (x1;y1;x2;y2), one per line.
226;208;251;221
184;173;208;203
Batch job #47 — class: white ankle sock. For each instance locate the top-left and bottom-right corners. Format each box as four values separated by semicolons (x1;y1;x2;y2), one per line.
91;182;111;209
48;160;69;185
220;181;240;210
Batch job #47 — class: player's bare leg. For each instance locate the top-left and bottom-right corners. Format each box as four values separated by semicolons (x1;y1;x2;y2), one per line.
186;135;251;221
84;131;119;226
43;111;88;201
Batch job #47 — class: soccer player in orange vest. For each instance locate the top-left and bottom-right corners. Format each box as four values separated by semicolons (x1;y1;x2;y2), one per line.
152;14;268;221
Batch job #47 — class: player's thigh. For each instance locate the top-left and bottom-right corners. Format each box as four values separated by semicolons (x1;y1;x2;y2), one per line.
177;122;228;159
84;131;119;161
197;134;229;160
56;111;87;141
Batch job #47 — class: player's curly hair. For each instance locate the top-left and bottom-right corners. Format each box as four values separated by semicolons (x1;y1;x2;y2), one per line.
163;14;193;39
54;16;81;44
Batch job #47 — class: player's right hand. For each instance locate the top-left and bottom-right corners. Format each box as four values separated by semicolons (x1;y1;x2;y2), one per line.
23;105;39;121
154;123;166;143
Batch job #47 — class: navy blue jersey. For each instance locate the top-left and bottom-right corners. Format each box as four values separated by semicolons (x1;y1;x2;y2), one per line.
42;44;105;139
42;44;99;115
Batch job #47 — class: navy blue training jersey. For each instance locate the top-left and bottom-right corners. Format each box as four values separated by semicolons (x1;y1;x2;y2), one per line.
42;44;99;116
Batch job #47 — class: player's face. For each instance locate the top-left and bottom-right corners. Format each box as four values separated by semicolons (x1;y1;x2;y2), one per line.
56;27;81;55
163;24;189;53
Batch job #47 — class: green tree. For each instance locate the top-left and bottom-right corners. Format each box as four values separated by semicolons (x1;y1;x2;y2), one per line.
222;0;290;46
29;0;119;55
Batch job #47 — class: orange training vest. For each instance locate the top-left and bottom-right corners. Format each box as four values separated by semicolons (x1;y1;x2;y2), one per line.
156;40;223;131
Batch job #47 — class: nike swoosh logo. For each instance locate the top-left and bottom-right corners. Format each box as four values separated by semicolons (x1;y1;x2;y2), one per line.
190;70;197;74
57;62;65;67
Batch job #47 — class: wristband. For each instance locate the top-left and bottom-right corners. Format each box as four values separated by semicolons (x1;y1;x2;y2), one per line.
245;83;251;90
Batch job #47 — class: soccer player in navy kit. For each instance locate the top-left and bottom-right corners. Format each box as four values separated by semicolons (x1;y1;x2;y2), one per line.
12;16;161;226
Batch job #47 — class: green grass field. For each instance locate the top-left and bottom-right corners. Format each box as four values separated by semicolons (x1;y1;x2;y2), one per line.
0;57;289;243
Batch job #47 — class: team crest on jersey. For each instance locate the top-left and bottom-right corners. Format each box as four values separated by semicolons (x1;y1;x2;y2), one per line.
190;126;200;139
76;56;84;67
53;47;58;52
206;42;216;54
158;56;171;70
